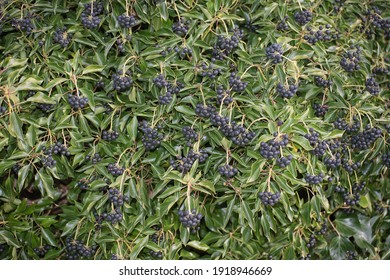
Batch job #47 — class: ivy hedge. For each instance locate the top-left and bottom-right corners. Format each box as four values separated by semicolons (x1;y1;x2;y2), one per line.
0;0;389;260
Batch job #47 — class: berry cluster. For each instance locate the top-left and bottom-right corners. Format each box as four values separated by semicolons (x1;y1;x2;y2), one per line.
11;15;34;35
228;72;248;92
112;70;133;92
335;182;365;206
153;74;183;104
170;149;208;174
117;14;137;28
86;153;102;164
150;250;163;259
215;85;233;105
301;254;312;260
345;251;357;260
372;66;389;75
178;209;202;233
333;118;347;130
81;1;103;29
116;39;126;55
306;234;317;248
312;141;327;157
41;142;70;168
345;183;365;206
172;18;190;36
305;129;327;156
305;173;324;185
304;25;340;44
104;209;124;225
173;45;193;59
340;46;362;73
0;244;6;254
276;81;298;98
37;103;55;112
196;104;255;146
333;117;360;133
266;43;283;64
198;63;222;79
41;146;56;168
276;155;293;168
333;0;345;13
195;103;215;118
65;238;98;260
107;163;125;176
314;76;333;88
139;121;163;151
95;80;105;90
68;94;88;110
317;223;328;235
342;159;361;173
218;164;238;178
33;245;51;258
160;82;183;105
52;142;71;156
258;191;281;206
365;77;380;95
360;7;390;39
153;74;169;88
182;126;198;146
382;152;390;167
212;28;243;61
150;226;163;244
12;163;22;175
53;27;72;47
294;10;312;26
76;180;90;190
349;125;382;150
0;105;7;115
324;152;342;169
276;16;289;31
312;103;329;118
243;20;259;32
102;130;119;141
260;134;289;159
108;188;129;207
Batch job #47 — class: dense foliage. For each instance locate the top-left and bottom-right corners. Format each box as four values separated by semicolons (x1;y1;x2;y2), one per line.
0;0;389;260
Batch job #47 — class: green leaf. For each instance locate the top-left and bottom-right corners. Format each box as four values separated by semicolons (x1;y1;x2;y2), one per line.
241;200;254;230
187;240;209;251
246;159;265;183
17;165;30;192
130;235;149;259
174;105;196;116
291;136;313;151
329;236;354;260
9;112;24;141
15;77;45;91
222;196;235;228
0;160;16;175
36;171;55;199
61;220;79;236
0;230;20;248
44;78;68;91
82;65;105;75
300;202;311;226
41;228;58;247
27;92;56;104
127;116;138;142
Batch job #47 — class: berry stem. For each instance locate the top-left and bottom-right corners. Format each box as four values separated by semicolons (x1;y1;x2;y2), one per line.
267;168;273;192
125;0;129;16
186;182;192;211
70;74;80;97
